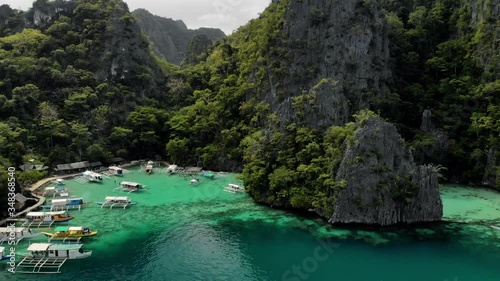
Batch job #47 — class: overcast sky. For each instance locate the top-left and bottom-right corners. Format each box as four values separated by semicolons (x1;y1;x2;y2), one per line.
1;0;271;34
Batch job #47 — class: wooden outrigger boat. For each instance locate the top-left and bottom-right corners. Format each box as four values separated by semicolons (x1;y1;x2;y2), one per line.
41;197;87;211
15;243;92;274
0;227;40;244
223;183;245;193
42;226;97;243
97;196;136;209
113;181;146;193
22;211;74;228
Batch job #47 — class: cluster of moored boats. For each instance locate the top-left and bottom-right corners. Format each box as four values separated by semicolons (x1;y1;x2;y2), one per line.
1;162;247;273
0;167;143;273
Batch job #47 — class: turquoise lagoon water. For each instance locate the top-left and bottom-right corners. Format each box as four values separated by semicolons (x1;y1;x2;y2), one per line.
1;168;499;281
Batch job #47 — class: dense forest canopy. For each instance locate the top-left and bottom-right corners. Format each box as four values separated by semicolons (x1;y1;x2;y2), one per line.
0;0;498;219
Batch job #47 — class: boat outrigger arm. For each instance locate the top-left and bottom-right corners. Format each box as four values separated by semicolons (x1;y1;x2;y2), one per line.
16;256;67;274
100;200;129;209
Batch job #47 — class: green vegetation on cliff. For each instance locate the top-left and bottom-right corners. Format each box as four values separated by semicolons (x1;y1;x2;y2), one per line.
0;0;498;220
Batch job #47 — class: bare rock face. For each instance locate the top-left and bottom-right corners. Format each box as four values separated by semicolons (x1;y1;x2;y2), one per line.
269;0;391;130
329;118;443;226
415;109;448;165
483;147;499;188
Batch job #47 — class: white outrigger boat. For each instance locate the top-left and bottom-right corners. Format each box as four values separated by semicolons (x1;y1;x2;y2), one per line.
37;186;70;198
97;196;136;209
51;178;65;186
41;197;87;211
113;181;146;193
82;170;103;182
223;183;245;193
166;164;178;173
15;243;92;274
491;225;500;231
0;227;40;244
145;160;154;174
26;243;92;259
22;211;74;228
106;166;124;176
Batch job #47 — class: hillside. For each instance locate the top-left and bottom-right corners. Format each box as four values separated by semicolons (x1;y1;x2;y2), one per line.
0;0;498;225
132;8;225;65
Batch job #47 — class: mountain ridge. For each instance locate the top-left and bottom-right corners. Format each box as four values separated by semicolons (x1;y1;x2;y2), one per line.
132;8;225;65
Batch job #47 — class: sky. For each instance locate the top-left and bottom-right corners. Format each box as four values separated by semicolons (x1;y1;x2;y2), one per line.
1;0;271;34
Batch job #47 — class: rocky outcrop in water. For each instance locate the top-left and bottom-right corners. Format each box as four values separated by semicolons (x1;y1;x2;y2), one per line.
329;118;443;225
132;9;225;65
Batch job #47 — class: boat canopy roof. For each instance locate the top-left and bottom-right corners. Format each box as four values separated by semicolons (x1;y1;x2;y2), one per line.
45;186;55;191
28;243;51;251
49;244;82;251
68;227;83;231
51;199;67;204
105;196;129;201
109;166;122;171
229;184;241;188
27;211;66;216
0;246;4;252
120;181;140;187
83;171;100;176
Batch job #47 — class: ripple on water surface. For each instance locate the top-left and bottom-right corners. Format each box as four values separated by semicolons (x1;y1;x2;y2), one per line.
1;171;500;281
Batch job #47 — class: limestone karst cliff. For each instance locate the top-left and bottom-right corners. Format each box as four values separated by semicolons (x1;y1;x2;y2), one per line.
132;9;225;65
330;117;443;225
256;0;392;129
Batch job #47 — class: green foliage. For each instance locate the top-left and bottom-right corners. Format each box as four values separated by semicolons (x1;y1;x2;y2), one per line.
0;0;498;221
17;169;48;186
165;138;189;164
380;0;499;184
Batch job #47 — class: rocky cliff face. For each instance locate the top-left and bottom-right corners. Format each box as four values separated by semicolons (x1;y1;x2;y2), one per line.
330;118;443;225
0;0;76;35
0;0;167;99
264;0;391;129
132;9;225;65
183;34;213;65
415;109;449;165
483;147;499;188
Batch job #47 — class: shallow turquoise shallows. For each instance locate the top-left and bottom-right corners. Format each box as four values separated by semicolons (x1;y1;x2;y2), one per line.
1;167;499;281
